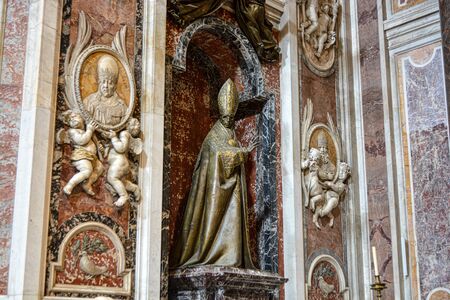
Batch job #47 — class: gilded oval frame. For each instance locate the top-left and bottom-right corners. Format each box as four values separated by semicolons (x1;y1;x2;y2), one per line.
72;45;136;132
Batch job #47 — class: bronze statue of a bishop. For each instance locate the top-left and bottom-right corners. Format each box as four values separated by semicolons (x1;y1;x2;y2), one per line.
171;79;257;269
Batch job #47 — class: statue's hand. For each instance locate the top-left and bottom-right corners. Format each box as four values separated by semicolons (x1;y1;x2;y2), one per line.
87;121;98;131
87;121;98;130
104;130;116;139
109;130;117;139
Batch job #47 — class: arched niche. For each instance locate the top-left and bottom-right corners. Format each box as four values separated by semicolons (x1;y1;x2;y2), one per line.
172;17;268;119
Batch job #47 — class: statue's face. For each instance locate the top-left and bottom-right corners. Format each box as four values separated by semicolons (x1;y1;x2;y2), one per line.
128;120;140;137
320;147;329;163
99;77;117;98
220;114;234;128
322;5;330;14
338;163;350;180
69;114;84;129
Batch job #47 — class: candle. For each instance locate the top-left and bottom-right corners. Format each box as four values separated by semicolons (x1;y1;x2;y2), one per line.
372;246;379;276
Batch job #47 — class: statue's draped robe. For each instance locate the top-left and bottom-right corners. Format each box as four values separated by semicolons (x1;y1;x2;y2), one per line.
235;0;279;62
172;0;224;23
84;92;127;126
172;121;255;269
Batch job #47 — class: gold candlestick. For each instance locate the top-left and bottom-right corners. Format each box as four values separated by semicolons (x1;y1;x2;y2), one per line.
371;275;387;299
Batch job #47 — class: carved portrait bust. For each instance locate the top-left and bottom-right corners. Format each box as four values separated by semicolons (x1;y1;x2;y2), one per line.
83;55;127;126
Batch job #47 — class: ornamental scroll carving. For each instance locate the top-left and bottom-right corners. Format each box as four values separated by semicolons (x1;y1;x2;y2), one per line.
298;0;340;76
57;12;142;207
301;99;350;229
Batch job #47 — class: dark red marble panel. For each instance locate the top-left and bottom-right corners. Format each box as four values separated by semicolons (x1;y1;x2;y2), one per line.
55;230;124;287
69;0;137;65
0;0;29;294
301;66;336;124
168;54;215;253
357;1;394;297
300;55;344;263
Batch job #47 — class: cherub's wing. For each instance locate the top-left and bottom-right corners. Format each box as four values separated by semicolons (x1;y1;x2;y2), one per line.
56;128;70;144
130;137;143;155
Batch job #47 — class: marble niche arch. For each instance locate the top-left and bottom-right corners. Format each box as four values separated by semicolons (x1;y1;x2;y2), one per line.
165;16;280;280
172;17;269;118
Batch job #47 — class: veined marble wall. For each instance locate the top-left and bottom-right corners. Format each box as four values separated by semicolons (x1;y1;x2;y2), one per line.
0;0;29;294
397;43;450;299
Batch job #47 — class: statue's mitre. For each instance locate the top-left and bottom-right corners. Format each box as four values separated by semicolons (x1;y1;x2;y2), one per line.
97;54;119;81
317;130;328;148
218;79;239;117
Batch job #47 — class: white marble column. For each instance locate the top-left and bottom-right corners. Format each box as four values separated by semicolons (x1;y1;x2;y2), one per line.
7;0;61;299
134;0;166;299
279;1;305;299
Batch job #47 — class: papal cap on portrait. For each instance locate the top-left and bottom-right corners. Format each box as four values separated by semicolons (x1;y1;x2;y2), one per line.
317;130;328;148
97;54;119;82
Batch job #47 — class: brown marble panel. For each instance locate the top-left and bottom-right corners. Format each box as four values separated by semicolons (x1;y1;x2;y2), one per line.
0;0;29;294
168;54;215;254
300;53;344;264
301;66;336;124
69;0;137;65
357;1;394;297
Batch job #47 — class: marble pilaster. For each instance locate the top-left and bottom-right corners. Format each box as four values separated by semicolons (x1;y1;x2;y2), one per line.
0;0;29;294
357;0;394;298
7;0;61;298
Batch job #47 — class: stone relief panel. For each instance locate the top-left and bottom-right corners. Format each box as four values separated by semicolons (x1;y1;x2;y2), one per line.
396;44;450;300
46;1;142;298
298;0;340;77
301;99;350;229
48;222;131;295
306;254;348;299
60;11;142;207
